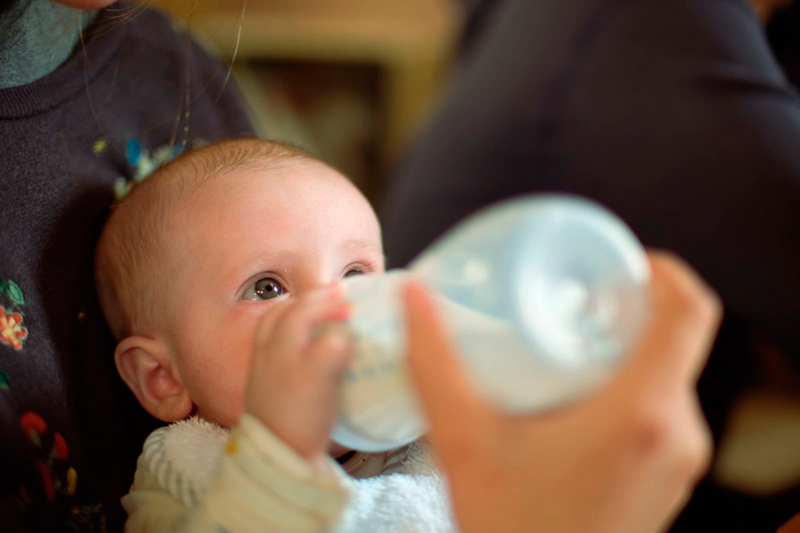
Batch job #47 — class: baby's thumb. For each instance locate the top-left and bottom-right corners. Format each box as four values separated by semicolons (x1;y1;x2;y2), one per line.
403;282;490;449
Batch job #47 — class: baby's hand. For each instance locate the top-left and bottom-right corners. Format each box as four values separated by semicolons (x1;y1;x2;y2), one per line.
245;284;353;463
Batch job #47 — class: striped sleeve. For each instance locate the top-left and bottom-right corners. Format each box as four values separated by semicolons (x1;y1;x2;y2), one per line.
180;414;354;532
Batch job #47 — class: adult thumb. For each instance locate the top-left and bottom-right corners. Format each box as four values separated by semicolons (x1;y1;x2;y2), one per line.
402;281;490;446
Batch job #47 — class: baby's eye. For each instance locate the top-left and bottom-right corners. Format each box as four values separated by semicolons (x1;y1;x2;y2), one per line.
243;277;285;301
344;268;365;278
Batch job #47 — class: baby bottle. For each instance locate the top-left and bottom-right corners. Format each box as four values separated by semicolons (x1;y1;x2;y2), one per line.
331;195;651;452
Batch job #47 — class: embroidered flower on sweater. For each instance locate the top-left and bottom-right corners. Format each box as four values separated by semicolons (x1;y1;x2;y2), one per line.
92;137;108;155
20;411;78;500
17;411;108;531
0;305;28;351
0;278;28;351
112;138;187;199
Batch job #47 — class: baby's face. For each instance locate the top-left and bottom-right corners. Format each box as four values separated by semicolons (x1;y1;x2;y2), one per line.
162;160;384;429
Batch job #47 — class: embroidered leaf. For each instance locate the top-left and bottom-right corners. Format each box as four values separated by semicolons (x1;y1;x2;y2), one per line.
92;138;108;155
29;429;41;448
66;467;77;495
6;280;24;307
0;279;7;293
114;177;132;200
0;370;9;390
126;139;142;166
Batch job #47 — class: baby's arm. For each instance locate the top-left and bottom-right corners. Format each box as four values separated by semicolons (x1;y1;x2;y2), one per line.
123;424;451;532
182;428;452;532
122;412;352;531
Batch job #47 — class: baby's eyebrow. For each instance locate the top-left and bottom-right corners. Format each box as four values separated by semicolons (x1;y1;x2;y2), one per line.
222;250;287;291
344;239;379;251
342;239;381;253
342;239;385;261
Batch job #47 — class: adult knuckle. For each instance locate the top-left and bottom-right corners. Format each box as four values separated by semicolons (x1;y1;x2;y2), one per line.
676;418;712;482
670;447;705;491
625;404;675;457
689;284;720;320
628;399;712;484
671;284;720;331
650;249;682;270
699;287;723;325
653;253;718;315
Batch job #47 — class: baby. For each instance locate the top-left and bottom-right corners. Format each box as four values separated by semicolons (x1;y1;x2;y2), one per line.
95;139;449;532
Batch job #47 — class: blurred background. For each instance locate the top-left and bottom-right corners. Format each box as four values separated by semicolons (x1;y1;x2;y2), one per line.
148;0;800;207
151;0;462;205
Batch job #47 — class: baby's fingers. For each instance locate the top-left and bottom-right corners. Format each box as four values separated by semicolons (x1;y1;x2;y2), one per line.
255;284;350;355
306;325;354;381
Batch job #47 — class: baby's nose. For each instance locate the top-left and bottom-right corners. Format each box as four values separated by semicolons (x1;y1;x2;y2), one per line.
298;277;342;296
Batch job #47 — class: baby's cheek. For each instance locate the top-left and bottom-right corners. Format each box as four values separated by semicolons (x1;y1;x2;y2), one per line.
197;384;246;429
190;358;250;428
184;308;261;427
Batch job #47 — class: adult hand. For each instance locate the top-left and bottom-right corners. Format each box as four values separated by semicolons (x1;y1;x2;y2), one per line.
403;252;722;533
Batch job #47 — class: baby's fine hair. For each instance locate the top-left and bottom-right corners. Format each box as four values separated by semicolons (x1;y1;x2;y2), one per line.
95;138;312;341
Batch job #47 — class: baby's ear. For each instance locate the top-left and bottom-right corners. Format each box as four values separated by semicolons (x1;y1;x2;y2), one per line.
114;336;193;422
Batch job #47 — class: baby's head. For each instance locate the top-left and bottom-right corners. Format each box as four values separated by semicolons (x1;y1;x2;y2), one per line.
96;138;384;428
